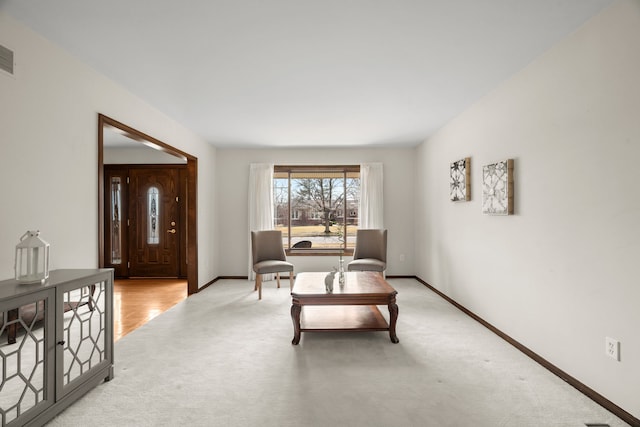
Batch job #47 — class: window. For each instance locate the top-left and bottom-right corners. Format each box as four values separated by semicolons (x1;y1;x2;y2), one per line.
147;186;160;244
274;165;360;253
110;177;122;264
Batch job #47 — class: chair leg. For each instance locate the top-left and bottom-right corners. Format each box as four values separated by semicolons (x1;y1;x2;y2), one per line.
289;271;294;291
256;274;262;300
276;272;281;288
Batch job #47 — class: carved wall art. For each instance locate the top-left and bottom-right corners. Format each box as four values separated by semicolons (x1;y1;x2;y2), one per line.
450;157;471;201
482;159;514;215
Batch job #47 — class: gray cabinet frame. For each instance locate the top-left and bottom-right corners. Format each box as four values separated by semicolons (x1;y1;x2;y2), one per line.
0;269;114;427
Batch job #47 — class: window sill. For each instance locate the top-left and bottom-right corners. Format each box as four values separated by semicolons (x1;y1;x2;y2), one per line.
285;249;354;257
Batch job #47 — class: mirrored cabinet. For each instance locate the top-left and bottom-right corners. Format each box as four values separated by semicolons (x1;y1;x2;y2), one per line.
0;269;113;426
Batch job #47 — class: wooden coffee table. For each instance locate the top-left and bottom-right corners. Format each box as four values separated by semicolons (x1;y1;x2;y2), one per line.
290;271;399;345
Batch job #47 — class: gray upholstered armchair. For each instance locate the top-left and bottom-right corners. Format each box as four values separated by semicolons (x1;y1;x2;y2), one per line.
251;230;294;300
347;229;387;273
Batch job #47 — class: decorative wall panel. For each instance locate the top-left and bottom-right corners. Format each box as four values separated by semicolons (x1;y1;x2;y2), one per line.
450;157;471;201
482;159;514;215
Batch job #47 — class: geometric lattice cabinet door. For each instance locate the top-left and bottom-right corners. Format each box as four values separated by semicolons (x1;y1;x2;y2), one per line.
450;157;471;201
482;159;514;215
62;282;107;387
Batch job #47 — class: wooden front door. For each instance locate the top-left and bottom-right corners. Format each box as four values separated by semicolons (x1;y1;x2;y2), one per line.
129;168;180;277
104;165;186;278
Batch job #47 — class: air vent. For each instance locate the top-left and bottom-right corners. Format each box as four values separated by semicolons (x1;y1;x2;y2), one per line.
0;44;15;75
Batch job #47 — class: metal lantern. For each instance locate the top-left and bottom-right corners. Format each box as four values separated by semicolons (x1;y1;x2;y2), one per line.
14;230;50;284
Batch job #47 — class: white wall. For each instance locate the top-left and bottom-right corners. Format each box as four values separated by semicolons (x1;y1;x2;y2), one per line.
414;0;640;419
216;148;414;276
104;146;187;164
0;12;218;287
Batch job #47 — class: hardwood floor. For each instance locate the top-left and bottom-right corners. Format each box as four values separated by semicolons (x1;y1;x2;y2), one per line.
114;278;188;341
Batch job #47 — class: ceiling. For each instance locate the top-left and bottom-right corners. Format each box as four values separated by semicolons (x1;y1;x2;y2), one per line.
1;0;614;148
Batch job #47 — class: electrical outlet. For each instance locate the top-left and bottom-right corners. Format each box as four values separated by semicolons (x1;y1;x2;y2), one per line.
605;337;620;361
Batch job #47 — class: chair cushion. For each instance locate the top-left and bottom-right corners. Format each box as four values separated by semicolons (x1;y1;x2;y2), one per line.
347;258;386;272
253;260;294;274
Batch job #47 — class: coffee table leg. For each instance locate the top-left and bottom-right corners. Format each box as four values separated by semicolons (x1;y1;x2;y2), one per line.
388;301;399;343
291;304;301;345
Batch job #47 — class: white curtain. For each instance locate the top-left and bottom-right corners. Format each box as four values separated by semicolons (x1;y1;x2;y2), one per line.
359;163;384;229
248;163;274;280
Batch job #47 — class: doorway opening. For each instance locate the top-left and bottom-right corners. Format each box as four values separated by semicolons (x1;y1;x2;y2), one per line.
98;114;199;295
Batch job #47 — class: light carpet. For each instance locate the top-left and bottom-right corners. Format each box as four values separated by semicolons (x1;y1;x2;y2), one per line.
47;278;629;426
